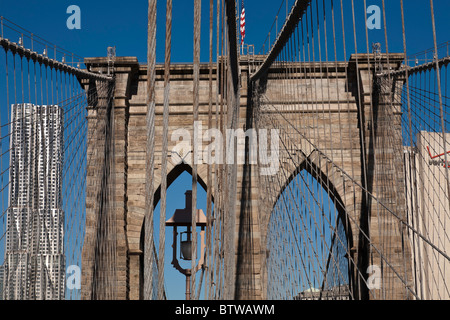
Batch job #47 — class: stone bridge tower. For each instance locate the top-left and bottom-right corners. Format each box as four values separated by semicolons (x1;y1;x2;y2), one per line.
80;53;412;300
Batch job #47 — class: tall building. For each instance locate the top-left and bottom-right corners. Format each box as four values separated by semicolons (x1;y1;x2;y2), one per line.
404;131;450;300
0;265;4;300
2;104;64;300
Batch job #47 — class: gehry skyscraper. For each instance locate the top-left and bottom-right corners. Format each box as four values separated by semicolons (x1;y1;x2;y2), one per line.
2;104;64;300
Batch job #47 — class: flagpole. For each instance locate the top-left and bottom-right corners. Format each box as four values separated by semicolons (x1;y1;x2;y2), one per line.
240;0;245;55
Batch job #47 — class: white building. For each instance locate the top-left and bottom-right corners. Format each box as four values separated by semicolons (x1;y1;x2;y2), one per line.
404;131;450;300
2;104;65;300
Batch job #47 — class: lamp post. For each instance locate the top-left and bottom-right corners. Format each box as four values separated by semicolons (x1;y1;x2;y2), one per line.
165;190;208;300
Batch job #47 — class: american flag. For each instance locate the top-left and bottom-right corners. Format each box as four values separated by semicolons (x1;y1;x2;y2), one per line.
240;0;246;45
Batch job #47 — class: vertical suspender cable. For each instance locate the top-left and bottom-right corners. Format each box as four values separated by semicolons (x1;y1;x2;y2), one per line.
204;0;214;300
144;0;157;300
192;0;202;300
400;0;420;300
158;0;172;301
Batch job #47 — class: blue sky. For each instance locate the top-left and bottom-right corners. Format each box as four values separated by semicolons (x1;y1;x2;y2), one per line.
1;0;449;64
1;0;290;63
0;0;449;301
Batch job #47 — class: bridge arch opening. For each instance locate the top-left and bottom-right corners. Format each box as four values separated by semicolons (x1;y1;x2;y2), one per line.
139;163;213;300
265;160;354;300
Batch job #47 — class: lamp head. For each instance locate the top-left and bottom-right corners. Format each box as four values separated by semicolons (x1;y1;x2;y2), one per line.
165;191;207;228
180;239;192;261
